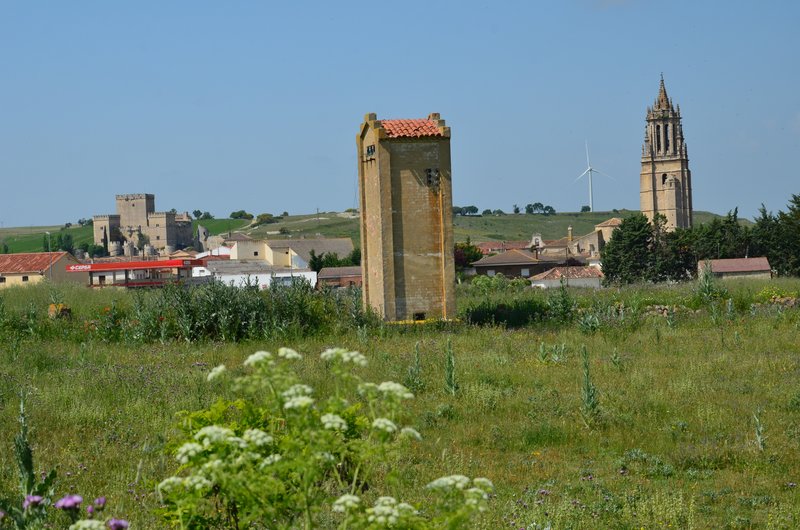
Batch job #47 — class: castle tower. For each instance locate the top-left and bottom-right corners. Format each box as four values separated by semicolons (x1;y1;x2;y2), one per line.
357;113;456;321
640;76;693;230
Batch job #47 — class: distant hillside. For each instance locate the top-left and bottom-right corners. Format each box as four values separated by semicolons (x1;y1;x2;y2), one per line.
0;219;249;254
0;210;747;253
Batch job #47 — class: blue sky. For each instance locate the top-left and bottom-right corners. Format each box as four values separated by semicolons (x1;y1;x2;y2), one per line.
1;0;798;226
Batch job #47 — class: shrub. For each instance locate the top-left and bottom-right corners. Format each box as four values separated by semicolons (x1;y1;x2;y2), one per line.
157;346;493;528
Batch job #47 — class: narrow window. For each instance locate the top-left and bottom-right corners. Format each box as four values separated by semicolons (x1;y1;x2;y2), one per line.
665;124;670;152
425;168;440;187
662;174;668;186
366;145;375;156
521;268;530;277
0;277;5;283
656;125;662;152
413;312;426;321
22;275;29;282
254;251;259;257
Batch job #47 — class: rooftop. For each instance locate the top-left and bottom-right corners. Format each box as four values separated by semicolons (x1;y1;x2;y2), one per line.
318;266;362;279
380;118;443;138
699;257;771;274
0;252;69;274
595;217;623;228
472;249;540;267
531;266;604;281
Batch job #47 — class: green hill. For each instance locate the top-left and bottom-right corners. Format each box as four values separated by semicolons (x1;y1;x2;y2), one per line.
0;210;746;253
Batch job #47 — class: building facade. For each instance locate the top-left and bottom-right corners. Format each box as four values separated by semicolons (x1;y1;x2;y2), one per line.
357;113;456;321
640;77;693;230
93;194;193;254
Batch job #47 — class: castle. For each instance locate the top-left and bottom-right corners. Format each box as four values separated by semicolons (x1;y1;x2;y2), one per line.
640;76;693;230
357;113;456;321
93;194;193;256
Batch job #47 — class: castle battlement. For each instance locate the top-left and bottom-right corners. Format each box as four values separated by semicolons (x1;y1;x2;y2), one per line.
115;193;154;200
92;214;120;220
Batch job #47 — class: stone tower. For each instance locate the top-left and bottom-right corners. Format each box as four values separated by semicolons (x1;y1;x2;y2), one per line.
357;113;456;321
640;76;693;230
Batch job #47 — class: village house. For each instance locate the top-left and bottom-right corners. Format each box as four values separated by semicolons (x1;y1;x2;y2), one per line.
471;249;564;279
697;257;772;280
192;260;316;289
0;252;88;288
317;266;362;289
530;266;605;289
228;237;354;269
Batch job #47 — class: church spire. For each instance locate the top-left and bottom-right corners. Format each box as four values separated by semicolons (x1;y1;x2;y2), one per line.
655;73;671;110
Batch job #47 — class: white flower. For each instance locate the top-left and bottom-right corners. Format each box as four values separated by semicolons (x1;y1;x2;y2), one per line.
185;475;212;492
358;382;378;396
284;396;315;409
378;381;414;400
259;454;282;468
201;458;224;477
372;417;397;434
244;350;273;367
176;442;203;464
426;474;471;491
278;347;302;360
315;451;336;463
69;521;106;530
194;426;235;447
282;384;313;399
320;348;368;367
227;436;248;449
400;427;422;441
158;476;184;494
243;428;273;447
321;413;348;430
207;364;226;381
366;497;401;525
332;494;361;513
473;477;494;491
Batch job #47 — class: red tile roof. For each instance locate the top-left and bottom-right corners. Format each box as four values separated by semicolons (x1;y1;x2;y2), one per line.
595;217;623;228
476;240;531;255
0;252;68;274
318;266;362;279
699;257;771;274
531;266;604;281
472;249;540;267
380;119;443;138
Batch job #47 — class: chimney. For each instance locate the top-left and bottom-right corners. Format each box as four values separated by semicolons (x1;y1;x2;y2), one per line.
567;225;574;242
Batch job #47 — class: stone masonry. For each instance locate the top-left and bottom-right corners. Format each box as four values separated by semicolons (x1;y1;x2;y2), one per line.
640;76;693;230
357;113;456;321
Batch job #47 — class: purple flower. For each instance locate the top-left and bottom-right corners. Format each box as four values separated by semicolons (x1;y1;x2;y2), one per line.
0;510;5;520
107;519;129;530
54;494;83;510
87;505;95;516
94;497;107;510
23;495;44;510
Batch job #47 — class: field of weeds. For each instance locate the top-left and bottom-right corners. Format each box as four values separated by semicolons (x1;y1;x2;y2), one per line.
0;278;799;528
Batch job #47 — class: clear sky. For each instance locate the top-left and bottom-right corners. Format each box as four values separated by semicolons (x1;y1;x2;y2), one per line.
1;0;798;226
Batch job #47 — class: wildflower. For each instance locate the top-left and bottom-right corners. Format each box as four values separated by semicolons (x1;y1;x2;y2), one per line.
244;350;273;367
86;505;94;516
400;427;422;440
284;396;314;409
176;442;204;464
377;381;414;400
68;521;105;530
372;417;398;434
107;519;130;530
473;477;494;491
23;495;44;510
278;347;302;360
55;494;83;510
426;475;471;491
207;364;226;381
259;454;282;468
332;494;361;512
194;425;235;447
93;497;106;510
157;476;184;494
321;413;348;430
321;348;368;367
243;428;273;447
358;382;378;396
0;510;5;520
185;475;212;492
282;384;313;399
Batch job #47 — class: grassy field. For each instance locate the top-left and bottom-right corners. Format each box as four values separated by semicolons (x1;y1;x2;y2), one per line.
0;278;799;528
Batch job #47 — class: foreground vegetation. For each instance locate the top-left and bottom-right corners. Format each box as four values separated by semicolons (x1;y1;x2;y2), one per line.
1;278;799;528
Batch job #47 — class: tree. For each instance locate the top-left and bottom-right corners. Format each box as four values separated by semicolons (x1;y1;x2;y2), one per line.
463;205;479;216
254;213;277;226
281;211;289;217
581;205;591;213
454;238;483;270
452;206;464;216
601;214;654;284
230;210;254;220
774;194;800;276
543;205;556;215
492;209;505;216
532;202;544;214
512;204;520;214
481;209;492;216
201;212;214;220
193;210;203;219
525;204;535;214
0;241;8;254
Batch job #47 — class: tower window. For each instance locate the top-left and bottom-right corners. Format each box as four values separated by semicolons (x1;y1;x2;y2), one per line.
365;145;375;156
656;125;662;152
425;168;440;187
665;124;670;152
662;174;668;186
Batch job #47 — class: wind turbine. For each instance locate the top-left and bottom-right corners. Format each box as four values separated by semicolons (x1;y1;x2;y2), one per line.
574;141;614;212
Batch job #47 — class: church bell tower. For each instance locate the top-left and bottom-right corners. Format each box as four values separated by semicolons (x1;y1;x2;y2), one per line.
640;76;693;230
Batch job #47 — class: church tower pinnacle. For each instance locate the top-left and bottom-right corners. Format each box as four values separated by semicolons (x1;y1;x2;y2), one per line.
640;76;693;229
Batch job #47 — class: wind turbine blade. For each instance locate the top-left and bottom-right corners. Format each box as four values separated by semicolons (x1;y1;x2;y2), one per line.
594;168;616;180
585;140;590;167
574;169;590;182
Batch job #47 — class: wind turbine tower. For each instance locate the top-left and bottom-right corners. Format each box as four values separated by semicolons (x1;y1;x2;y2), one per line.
575;141;613;212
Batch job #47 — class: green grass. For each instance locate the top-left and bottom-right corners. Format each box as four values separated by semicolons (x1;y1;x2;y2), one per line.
1;279;799;527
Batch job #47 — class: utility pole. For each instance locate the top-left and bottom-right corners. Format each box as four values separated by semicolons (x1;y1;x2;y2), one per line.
45;231;52;281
